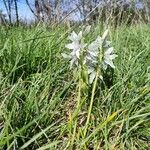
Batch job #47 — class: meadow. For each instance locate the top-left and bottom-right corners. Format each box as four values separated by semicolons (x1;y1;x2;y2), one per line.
0;24;150;149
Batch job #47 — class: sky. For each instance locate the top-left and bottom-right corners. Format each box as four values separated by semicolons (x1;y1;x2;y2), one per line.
0;0;144;21
0;0;34;21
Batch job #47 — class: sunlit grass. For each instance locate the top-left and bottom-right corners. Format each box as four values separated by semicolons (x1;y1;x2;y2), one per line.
0;24;150;149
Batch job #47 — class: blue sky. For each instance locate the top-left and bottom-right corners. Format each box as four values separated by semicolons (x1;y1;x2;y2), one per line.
0;0;34;20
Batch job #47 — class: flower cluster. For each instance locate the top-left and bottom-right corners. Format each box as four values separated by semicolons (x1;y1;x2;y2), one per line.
62;28;118;84
62;31;86;68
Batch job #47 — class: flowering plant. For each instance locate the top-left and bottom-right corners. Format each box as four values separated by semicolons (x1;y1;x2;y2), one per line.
62;28;117;84
62;27;118;141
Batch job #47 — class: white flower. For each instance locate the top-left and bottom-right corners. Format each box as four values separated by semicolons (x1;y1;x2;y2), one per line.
65;42;86;59
103;47;118;70
88;36;102;55
62;31;86;68
85;33;117;84
62;29;118;84
85;36;104;84
68;31;82;42
104;41;111;48
85;36;102;63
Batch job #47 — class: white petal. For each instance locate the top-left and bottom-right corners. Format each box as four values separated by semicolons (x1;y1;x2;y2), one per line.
88;67;95;74
96;36;103;44
62;53;71;59
102;29;109;40
75;60;79;66
102;62;108;70
82;43;87;48
104;59;115;68
69;31;78;41
89;72;96;84
86;55;92;61
91;59;98;64
109;54;118;60
75;50;80;58
99;75;103;80
105;47;114;55
65;43;75;49
78;31;83;40
86;55;96;64
88;36;102;51
70;58;76;68
88;50;98;57
104;41;111;48
87;55;98;65
84;25;91;35
69;31;82;42
83;58;86;65
66;42;82;51
70;50;76;56
88;43;97;51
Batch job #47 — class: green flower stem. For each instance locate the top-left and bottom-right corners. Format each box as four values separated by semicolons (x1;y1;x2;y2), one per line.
70;46;88;148
70;67;82;149
84;68;100;137
77;70;82;107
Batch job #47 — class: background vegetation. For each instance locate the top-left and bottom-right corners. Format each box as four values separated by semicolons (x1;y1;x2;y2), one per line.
0;0;150;149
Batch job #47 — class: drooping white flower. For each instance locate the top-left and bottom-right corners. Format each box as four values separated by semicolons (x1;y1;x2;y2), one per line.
85;31;117;84
103;47;118;70
62;28;118;84
65;42;85;59
87;36;102;56
62;31;86;68
85;36;104;84
85;36;102;63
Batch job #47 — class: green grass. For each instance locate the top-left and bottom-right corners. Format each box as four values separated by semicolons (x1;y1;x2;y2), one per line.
0;24;150;150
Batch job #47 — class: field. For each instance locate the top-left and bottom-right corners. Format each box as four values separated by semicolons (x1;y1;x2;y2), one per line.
0;24;150;149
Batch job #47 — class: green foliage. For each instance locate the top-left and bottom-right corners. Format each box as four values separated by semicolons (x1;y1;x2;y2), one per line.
0;24;150;149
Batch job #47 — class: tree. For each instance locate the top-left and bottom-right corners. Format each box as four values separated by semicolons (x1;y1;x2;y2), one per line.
14;0;19;25
0;9;7;25
25;0;39;19
25;0;63;23
26;0;50;22
2;0;20;25
142;0;150;22
2;0;12;24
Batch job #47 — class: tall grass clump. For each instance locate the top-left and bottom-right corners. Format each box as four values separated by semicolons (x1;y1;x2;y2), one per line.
0;24;150;149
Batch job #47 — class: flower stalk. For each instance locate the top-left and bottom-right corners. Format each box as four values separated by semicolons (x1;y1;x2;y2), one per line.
84;67;100;137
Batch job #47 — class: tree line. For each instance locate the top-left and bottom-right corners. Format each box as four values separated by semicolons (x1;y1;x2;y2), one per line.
0;0;150;26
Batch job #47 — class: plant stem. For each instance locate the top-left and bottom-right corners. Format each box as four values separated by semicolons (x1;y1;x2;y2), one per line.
84;68;100;137
70;69;82;149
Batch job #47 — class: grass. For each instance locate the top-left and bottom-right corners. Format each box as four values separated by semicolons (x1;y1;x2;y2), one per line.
0;24;150;149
